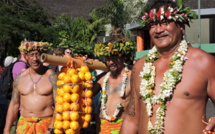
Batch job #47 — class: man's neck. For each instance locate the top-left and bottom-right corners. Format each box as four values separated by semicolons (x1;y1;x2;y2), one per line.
157;41;182;59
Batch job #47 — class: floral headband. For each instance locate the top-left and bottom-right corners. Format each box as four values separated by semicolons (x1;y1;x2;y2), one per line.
141;5;197;27
19;41;50;52
94;41;136;57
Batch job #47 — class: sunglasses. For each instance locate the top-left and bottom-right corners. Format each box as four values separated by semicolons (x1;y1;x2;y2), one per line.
66;52;71;54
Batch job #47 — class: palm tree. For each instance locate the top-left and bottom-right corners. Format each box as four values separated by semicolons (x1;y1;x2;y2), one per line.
91;0;148;41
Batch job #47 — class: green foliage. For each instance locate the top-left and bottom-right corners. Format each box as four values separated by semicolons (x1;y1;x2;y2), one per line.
0;0;58;63
52;13;106;56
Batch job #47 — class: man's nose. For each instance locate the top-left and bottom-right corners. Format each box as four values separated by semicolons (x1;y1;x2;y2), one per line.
154;24;165;34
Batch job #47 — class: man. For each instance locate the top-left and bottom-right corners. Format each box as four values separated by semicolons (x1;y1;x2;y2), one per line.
120;1;215;134
4;41;57;134
13;45;29;79
46;47;64;73
64;48;72;57
93;31;136;133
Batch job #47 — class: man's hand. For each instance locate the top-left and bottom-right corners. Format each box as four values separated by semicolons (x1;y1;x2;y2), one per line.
3;129;11;134
203;117;215;133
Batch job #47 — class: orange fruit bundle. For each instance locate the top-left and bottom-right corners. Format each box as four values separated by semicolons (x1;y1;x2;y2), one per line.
54;65;93;134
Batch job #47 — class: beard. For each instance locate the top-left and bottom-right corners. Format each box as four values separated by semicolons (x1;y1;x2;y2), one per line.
110;68;122;78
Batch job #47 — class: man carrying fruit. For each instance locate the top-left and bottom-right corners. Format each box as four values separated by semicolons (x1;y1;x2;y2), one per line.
4;41;57;134
93;28;136;133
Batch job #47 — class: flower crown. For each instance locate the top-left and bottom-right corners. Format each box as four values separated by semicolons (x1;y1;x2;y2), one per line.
19;41;50;52
141;5;197;27
94;41;136;57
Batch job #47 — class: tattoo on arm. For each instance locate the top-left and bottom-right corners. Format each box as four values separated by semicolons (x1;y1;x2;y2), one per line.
49;71;58;100
126;67;136;117
126;96;135;116
11;73;22;101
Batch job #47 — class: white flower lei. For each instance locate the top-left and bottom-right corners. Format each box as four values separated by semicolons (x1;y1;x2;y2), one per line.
139;40;188;134
101;66;129;121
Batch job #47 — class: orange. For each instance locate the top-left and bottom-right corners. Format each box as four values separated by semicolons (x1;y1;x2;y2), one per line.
80;66;89;73
57;88;65;97
84;114;92;122
62;102;71;111
83;81;93;88
70;103;80;111
54;121;63;129
84;106;92;114
55;113;63;121
81;90;85;98
65;129;76;134
78;71;85;81
67;68;77;76
63;93;71;102
60;67;68;73
62;112;70;121
71;85;80;93
84;90;93;98
84;72;92;81
71;93;80;102
54;128;63;134
70;112;80;121
70;121;80;131
55;104;63;112
82;121;89;128
83;98;92;106
56;96;64;104
56;80;65;86
71;74;80;83
63;120;70;130
58;72;66;80
63;85;71;93
81;114;85;121
63;74;71;83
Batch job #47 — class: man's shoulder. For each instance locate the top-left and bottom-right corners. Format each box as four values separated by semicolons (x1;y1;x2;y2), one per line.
188;46;214;61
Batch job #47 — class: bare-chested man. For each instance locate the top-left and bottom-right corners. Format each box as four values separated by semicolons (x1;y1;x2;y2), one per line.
120;1;215;134
93;29;135;133
4;41;57;134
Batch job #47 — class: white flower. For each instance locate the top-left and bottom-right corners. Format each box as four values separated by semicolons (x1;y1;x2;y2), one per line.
140;40;188;133
101;67;128;121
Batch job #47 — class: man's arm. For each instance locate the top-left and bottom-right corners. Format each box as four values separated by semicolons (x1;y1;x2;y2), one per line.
204;55;215;132
4;74;21;134
120;66;140;134
92;72;106;96
47;70;58;131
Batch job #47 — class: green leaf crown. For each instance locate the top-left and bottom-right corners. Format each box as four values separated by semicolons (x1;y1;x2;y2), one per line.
94;41;136;57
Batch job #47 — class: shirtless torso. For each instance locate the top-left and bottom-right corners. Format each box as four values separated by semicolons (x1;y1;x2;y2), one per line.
4;48;57;134
17;67;55;118
136;46;215;134
97;69;132;120
120;45;215;134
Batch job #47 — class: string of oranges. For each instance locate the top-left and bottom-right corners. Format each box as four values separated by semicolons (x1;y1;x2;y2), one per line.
54;65;93;134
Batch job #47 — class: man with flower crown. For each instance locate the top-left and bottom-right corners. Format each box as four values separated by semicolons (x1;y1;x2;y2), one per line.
120;1;215;134
92;28;136;133
4;41;57;134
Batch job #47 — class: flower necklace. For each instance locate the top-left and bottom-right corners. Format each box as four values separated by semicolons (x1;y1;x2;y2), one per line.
101;66;129;121
139;40;188;134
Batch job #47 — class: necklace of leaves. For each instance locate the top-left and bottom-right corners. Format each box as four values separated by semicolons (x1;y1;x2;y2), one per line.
139;40;188;134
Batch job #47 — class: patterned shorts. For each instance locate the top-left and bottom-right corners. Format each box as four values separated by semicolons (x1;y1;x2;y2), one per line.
16;115;52;134
100;118;123;134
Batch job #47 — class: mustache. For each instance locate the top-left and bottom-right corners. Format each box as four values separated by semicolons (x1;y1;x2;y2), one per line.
153;33;169;38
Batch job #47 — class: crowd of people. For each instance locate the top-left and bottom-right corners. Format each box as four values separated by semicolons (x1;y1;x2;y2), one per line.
1;1;215;134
